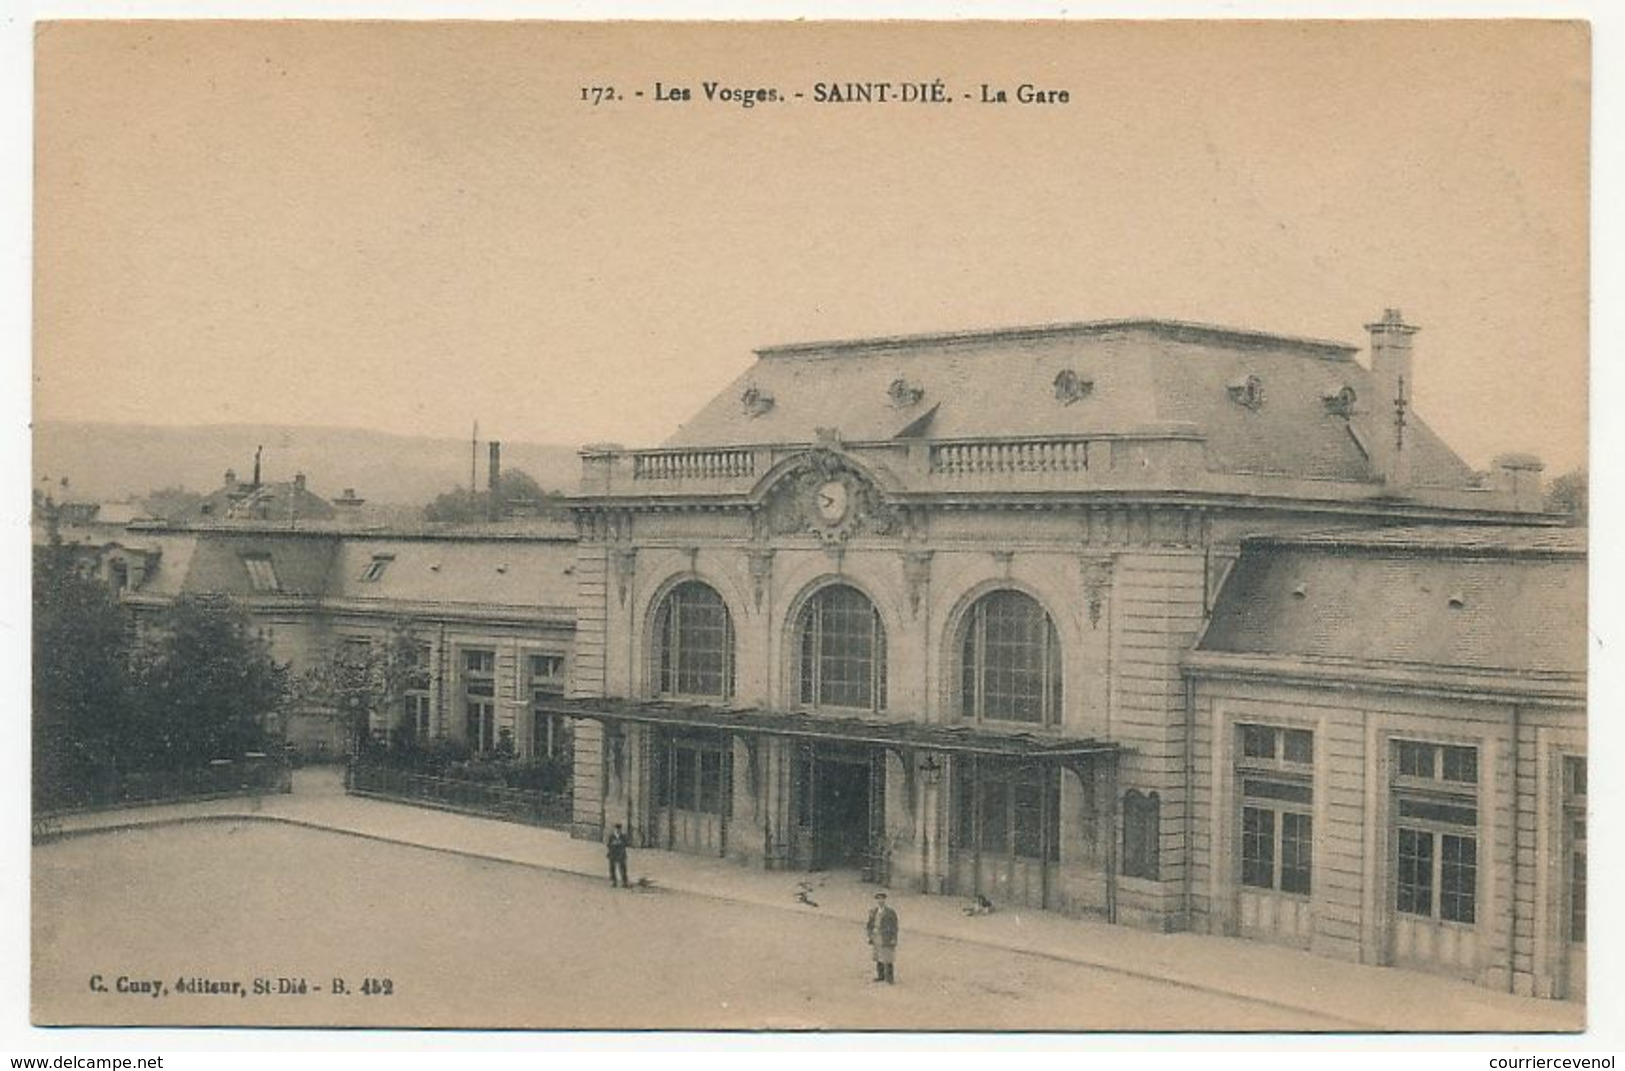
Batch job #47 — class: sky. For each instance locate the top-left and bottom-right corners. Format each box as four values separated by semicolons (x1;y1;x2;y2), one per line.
33;20;1590;473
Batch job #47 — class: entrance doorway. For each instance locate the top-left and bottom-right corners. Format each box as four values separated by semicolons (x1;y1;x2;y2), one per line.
793;746;884;877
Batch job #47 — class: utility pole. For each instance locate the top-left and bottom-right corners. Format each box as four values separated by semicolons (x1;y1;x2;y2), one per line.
470;420;479;496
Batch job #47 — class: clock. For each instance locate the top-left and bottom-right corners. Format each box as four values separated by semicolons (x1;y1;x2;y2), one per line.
814;479;850;524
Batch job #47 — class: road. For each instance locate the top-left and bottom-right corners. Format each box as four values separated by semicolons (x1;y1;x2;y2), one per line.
34;820;1337;1030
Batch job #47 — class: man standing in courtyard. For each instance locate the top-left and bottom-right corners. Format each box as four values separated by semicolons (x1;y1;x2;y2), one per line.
607;822;630;888
865;891;899;983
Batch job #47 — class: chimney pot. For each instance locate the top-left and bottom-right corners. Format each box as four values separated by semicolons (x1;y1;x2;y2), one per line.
1493;452;1546;512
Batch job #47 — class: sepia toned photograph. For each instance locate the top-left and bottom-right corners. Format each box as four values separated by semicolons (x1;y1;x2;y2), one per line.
27;18;1590;1034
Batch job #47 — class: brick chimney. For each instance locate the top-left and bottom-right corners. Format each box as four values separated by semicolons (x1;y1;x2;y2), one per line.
293;472;306;494
224;468;238;491
1364;308;1419;490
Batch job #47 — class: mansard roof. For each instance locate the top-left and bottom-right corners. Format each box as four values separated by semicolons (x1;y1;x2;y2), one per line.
1195;524;1586;678
127;527;578;617
329;535;577;612
665;319;1477;488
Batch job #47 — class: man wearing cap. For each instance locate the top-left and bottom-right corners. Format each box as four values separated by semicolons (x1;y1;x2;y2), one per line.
865;891;900;983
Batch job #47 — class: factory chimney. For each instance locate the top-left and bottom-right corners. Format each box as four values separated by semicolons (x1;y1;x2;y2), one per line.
488;441;503;521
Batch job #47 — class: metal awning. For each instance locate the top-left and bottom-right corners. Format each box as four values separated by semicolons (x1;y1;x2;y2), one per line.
535;696;1118;760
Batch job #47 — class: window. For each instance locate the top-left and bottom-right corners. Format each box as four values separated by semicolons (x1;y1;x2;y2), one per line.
463;649;497;753
654;735;730;816
950;761;1060;862
1392;739;1478;924
1566;756;1586;945
402;642;432;741
654;582;734;699
529;653;571;762
241;554;279;593
960;590;1062;725
1237;724;1314;896
1122;789;1160;880
798;585;886;712
359;554;394;582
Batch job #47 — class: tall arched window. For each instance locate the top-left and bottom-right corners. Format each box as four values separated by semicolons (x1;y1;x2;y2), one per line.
797;584;887;712
960;589;1063;725
654;581;734;700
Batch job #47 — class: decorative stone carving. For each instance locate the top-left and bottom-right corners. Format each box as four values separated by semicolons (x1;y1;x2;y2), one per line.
902;550;934;618
763;448;899;545
1322;385;1358;417
747;547;775;611
1053;368;1094;405
740;383;776;418
1081;556;1114;629
613;546;637;607
887;377;926;408
1227;374;1265;411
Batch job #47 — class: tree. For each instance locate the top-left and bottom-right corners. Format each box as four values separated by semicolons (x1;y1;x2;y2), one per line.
32;522;132;808
421;467;565;523
295;620;424;756
1544;468;1587;526
126;595;289;769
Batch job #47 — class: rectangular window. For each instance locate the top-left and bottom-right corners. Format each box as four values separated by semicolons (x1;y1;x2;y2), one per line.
979;779;1011;854
1241;806;1275;889
661;737;729;816
1393;739;1478;925
1439;833;1477;923
241;554;279;593
405;693;432;739
463;649;496;752
1571;839;1586;944
1397;741;1435;779
1237;724;1314;895
1280;812;1313;895
1397;826;1434;916
674;748;699;808
1441;745;1478;785
465;700;495;752
1565;755;1586;945
950;762;1058;862
1282;729;1314;766
698;749;725;814
1242;724;1276;760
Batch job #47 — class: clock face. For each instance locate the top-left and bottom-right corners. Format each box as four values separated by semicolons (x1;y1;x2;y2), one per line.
814;479;850;523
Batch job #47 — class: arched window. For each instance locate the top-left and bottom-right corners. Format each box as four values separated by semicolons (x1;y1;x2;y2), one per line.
797;584;887;712
959;590;1063;725
653;581;734;699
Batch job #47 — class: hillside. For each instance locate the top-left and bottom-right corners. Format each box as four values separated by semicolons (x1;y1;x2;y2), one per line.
33;422;583;506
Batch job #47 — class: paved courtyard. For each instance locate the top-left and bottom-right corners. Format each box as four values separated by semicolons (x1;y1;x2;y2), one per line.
31;769;1584;1033
37;820;1336;1031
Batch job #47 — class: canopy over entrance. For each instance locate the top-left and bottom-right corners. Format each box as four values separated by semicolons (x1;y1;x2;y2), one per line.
534;696;1118;761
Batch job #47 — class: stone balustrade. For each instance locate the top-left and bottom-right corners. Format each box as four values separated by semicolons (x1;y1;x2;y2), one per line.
930;438;1095;476
631;448;757;481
